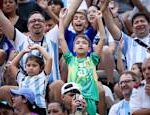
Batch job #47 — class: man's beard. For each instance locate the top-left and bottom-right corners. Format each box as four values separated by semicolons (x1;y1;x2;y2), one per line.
123;89;132;98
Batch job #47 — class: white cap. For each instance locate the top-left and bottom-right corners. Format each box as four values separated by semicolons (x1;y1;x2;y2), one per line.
61;82;81;95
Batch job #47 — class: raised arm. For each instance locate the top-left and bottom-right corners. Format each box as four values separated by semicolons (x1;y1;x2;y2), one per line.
116;40;125;74
132;109;150;115
101;0;122;40
94;11;105;57
0;10;15;40
131;0;150;18
10;48;31;78
59;8;69;54
37;0;59;23
30;44;52;75
63;0;83;29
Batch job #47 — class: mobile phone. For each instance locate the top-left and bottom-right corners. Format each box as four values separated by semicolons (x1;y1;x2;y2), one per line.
0;0;3;9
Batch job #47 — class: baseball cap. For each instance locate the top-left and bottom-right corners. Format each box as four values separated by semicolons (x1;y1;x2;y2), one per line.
10;88;35;105
61;82;81;95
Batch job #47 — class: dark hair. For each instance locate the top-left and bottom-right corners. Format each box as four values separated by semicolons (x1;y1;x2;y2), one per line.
132;12;150;25
21;96;39;114
48;101;68;113
121;71;138;82
74;34;91;47
132;62;144;80
25;55;44;70
27;11;45;23
48;0;64;8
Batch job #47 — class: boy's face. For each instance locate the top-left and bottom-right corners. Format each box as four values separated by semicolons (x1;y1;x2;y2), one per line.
73;37;90;55
72;12;87;33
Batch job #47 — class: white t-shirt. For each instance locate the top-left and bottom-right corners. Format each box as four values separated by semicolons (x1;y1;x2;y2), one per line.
130;84;150;113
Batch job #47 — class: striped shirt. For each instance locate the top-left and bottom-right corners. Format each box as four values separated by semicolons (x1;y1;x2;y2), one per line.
17;71;48;108
122;32;150;70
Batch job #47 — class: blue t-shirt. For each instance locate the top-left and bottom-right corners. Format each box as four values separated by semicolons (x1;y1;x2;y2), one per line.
0;36;14;60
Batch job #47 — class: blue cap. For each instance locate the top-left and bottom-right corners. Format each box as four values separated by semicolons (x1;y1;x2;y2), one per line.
10;88;35;104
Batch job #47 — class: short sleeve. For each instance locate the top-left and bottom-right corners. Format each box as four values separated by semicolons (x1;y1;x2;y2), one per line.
90;52;100;66
63;52;74;65
17;71;26;84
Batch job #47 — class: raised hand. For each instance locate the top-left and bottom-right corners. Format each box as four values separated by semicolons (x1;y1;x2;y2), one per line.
23;47;32;54
145;84;150;96
59;8;68;20
96;10;103;20
28;44;41;50
37;0;48;10
100;0;111;12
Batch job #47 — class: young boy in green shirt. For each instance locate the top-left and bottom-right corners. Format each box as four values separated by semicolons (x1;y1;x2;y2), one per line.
59;8;105;115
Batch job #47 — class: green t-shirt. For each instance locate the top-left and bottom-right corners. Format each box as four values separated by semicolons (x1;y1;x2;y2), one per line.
63;52;100;101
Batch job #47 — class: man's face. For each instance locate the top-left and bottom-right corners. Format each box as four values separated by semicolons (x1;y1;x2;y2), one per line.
119;74;135;98
132;16;149;38
27;13;45;35
62;92;76;111
72;12;87;33
142;59;150;84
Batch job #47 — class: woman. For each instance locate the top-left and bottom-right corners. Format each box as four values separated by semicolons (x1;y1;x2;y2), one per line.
2;0;28;32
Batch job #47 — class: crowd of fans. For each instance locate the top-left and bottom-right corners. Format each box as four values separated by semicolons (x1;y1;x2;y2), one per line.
0;0;150;115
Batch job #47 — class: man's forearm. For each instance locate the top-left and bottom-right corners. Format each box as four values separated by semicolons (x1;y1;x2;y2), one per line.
132;108;150;115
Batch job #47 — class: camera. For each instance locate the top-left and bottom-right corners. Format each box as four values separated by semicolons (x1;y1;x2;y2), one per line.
74;94;84;111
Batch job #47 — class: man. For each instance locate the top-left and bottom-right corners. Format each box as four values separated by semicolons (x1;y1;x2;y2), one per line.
109;71;137;115
130;57;150;115
102;0;150;70
61;82;87;115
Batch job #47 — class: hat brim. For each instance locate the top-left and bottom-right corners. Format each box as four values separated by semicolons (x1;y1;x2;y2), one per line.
64;89;81;95
10;89;21;96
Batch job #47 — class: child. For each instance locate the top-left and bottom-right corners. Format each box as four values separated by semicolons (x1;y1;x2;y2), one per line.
59;8;105;115
10;44;52;115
